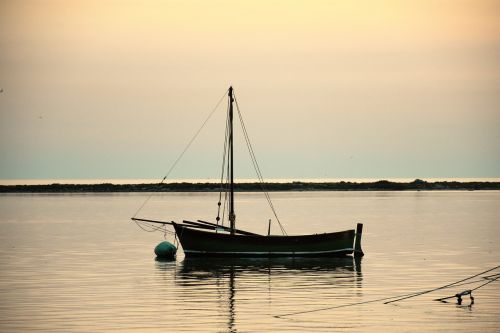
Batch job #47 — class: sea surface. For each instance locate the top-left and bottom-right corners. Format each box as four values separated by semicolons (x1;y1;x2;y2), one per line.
0;191;499;332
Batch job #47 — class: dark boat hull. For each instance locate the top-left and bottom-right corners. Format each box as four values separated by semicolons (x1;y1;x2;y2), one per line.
173;223;356;257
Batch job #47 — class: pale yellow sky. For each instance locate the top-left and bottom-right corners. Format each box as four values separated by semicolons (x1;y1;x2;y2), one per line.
0;0;499;179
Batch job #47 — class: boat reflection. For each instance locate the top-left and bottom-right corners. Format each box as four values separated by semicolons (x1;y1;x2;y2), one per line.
161;257;362;333
177;256;362;277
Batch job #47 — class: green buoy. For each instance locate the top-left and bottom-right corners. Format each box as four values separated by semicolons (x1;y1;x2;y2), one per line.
154;241;177;259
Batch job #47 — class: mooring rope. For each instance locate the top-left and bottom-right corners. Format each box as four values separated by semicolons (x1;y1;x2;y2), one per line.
275;292;422;318
482;273;500;280
275;265;499;318
384;265;500;304
467;275;498;292
434;275;500;302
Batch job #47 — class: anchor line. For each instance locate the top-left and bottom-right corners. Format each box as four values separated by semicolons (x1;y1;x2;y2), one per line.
435;275;500;302
384;265;500;304
276;265;499;318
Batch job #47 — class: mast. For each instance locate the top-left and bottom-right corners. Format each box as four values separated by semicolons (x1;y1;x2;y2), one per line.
228;86;236;235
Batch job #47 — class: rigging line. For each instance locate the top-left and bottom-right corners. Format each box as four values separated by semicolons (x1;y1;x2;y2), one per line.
234;101;281;229
132;88;229;218
136;220;171;233
135;221;160;232
221;146;230;227
218;137;231;227
135;221;174;234
236;109;274;217
384;265;500;304
233;93;287;235
220;103;230;189
134;220;161;232
222;181;228;226
233;96;271;196
224;150;231;224
234;97;266;185
216;101;230;225
239;111;286;235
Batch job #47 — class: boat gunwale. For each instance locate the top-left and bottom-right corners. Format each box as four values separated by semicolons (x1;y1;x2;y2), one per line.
172;222;355;240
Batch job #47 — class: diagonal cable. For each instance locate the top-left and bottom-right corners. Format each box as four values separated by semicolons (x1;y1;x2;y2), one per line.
132;89;228;218
233;92;287;235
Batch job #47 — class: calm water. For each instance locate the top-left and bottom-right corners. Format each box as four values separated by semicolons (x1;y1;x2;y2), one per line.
0;191;499;332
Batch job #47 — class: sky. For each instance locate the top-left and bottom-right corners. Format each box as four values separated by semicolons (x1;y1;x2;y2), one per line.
0;0;499;181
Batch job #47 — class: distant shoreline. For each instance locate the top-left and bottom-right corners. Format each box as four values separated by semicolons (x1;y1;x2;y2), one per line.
1;179;500;193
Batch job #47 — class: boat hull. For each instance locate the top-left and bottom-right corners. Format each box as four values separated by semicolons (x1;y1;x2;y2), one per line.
173;223;356;257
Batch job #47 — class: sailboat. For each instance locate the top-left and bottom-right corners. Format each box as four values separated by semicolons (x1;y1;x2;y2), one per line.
132;87;364;258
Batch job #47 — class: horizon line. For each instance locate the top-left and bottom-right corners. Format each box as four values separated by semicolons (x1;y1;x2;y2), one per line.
1;177;500;186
